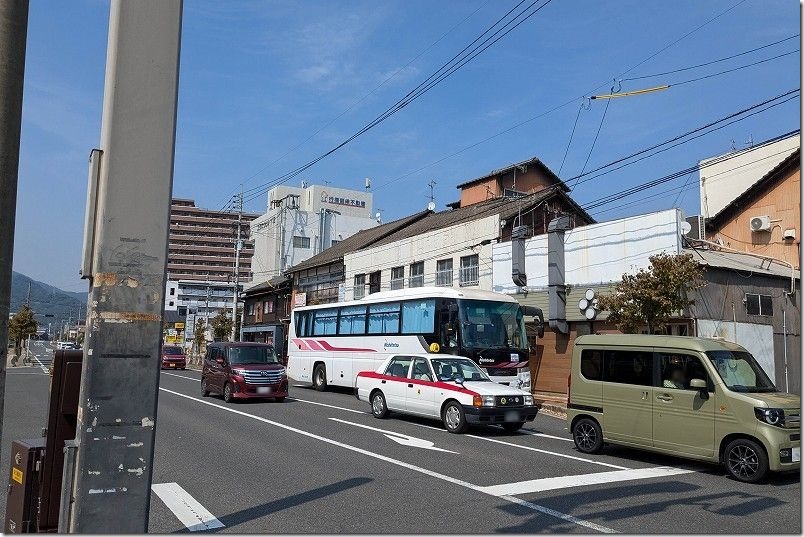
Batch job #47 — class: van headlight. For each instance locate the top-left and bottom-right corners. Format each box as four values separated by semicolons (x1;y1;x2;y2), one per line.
232;369;248;378
523;395;534;406
755;407;786;427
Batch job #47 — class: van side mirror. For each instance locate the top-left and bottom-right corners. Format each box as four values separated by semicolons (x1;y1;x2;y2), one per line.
215;357;224;365
690;378;708;399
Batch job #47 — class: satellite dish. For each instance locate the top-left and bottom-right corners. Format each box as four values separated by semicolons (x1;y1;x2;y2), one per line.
680;221;692;235
585;308;596;320
427;201;436;211
578;298;589;310
585;288;595;300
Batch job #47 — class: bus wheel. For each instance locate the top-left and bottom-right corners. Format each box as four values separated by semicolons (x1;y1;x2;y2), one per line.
371;391;389;418
313;364;327;392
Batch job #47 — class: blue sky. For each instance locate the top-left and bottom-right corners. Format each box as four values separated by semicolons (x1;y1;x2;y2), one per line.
14;0;800;291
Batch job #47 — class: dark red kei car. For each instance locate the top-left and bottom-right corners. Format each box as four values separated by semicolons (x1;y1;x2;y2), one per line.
161;345;187;370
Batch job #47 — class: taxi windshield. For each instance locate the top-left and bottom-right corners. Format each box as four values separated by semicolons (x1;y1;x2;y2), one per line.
227;346;279;365
431;358;490;382
706;350;777;393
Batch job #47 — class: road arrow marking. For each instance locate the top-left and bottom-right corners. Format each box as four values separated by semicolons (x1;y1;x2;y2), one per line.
330;418;457;453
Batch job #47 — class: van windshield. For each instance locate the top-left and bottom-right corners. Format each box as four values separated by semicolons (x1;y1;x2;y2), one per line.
227;346;279;365
706;350;777;393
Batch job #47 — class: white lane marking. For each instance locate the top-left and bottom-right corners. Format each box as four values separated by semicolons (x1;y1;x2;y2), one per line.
479;466;694;496
33;355;49;373
151;482;224;532
159;388;616;533
521;430;573;442
501;495;616;534
162;372;199;381
466;434;629;470
161;372;369;414
329;418;457;453
289;397;367;415
404;420;625;469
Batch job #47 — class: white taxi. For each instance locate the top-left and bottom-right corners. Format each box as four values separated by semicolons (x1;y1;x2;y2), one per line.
355;354;540;433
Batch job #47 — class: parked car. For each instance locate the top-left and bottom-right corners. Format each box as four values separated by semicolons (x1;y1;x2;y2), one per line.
566;334;801;483
201;342;288;403
161;345;187;370
355;354;539;433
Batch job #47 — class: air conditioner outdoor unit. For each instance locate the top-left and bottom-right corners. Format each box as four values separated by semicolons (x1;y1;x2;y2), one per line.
749;215;772;232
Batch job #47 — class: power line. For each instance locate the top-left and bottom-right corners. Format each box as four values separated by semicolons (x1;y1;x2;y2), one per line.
671;49;798;87
557;101;584;176
571;93;612;190
567;87;800;189
623;33;799;81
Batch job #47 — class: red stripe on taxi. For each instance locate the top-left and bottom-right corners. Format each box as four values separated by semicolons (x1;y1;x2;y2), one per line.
356;371;478;396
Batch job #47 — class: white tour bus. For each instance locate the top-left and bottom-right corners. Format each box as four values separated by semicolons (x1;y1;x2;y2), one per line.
287;287;543;391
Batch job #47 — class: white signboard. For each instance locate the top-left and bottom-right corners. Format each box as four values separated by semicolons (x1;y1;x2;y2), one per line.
295;293;307;307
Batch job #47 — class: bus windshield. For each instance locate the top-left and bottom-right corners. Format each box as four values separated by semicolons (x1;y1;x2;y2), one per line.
706;350;777;393
457;299;526;350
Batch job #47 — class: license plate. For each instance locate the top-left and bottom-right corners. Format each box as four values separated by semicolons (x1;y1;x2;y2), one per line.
504;410;521;422
257;387;272;394
793;447;800;462
169;364;175;368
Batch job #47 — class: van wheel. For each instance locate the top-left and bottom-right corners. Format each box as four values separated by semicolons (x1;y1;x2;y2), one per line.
223;382;234;403
573;417;603;454
201;377;210;397
725;438;768;483
313;364;327;392
371;391;389;418
502;422;525;433
274;397;285;403
442;401;468;434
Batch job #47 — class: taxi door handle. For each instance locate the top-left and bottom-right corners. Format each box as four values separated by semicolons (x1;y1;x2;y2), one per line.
381;380;386;384
656;394;673;402
640;391;649;400
408;383;414;388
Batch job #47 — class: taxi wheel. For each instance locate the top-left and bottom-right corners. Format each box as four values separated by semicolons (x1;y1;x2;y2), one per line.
201;377;210;397
442;401;468;434
724;438;768;483
572;417;603;454
313;364;327;392
223;382;234;403
371;391;389;419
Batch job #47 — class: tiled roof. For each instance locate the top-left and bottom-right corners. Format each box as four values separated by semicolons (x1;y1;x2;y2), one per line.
286;210;431;273
244;276;291;295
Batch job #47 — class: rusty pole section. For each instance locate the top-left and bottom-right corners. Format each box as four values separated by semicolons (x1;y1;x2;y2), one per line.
69;1;182;532
0;0;29;449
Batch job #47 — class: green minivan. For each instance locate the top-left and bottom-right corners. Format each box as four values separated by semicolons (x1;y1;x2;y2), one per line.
566;334;800;483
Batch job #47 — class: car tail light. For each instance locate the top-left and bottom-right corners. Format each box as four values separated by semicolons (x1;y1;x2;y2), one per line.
473;395;483;407
567;374;571;406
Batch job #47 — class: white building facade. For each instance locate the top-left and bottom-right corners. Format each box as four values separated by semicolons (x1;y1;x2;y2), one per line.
250;184;378;284
343;215;499;300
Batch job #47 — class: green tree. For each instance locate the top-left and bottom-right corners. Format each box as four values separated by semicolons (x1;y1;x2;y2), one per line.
210;309;232;341
193;318;206;355
9;305;38;359
597;252;705;334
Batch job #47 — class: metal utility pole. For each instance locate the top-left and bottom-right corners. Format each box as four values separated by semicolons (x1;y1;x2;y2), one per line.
0;0;29;450
69;1;182;532
231;189;243;341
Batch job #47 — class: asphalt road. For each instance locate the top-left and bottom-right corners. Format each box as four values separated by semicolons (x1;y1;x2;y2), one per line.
1;350;800;533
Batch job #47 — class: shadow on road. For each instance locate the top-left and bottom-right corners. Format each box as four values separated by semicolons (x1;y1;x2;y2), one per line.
175;477;373;533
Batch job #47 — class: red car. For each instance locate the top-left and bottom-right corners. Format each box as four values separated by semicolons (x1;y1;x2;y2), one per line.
201;342;288;403
161;345;187;370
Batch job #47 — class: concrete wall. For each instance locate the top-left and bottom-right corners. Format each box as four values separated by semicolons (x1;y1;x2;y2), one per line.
699;134;799;219
492;209;683;292
343;215;499;299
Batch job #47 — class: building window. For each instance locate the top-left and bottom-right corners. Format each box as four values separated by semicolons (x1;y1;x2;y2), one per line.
292;236;311;249
390;266;405;290
263;300;274;314
354;274;366;300
169;287;175;296
168;301;174;307
436;259;453;286
409;262;424;288
246;303;255;316
459;254;479;286
369;271;381;294
745;294;773;316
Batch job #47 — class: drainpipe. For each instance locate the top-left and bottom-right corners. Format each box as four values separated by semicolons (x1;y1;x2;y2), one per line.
783;305;789;392
547;215;572;334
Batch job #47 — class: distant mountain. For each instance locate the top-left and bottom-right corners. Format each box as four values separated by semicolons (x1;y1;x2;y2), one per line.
10;271;88;326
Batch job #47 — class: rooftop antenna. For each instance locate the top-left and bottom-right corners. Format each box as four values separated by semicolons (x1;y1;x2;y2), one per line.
365;177;371;190
745;134;754;148
427;179;437;211
301;180;308;188
730;139;737;151
375;209;383;224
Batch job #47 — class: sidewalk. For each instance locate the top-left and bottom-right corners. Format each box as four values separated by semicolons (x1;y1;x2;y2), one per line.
533;392;567;419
